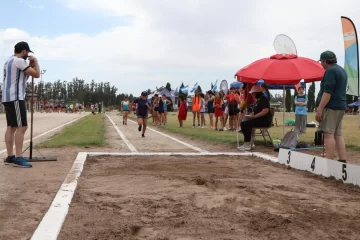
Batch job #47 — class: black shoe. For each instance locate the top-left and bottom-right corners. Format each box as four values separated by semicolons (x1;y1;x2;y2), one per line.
4;155;15;165
142;133;145;137
338;160;347;163
138;125;142;132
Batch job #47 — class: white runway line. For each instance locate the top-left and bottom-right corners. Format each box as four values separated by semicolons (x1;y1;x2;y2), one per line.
88;152;253;157
105;114;138;152
30;152;88;240
0;113;89;155
127;119;208;153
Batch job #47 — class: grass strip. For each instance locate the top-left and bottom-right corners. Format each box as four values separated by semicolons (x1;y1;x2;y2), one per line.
38;114;106;148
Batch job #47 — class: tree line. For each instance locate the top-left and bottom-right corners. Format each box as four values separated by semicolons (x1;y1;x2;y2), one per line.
25;78;119;106
28;78;355;110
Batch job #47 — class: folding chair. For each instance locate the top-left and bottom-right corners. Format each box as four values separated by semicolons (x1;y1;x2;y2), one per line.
249;108;275;147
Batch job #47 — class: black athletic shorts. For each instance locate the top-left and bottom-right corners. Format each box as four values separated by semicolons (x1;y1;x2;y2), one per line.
158;110;164;114
154;107;159;112
207;106;215;114
228;104;239;116
3;100;27;127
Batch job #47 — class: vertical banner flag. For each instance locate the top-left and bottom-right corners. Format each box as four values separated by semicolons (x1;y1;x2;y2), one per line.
180;85;189;94
212;79;218;93
190;82;198;93
341;16;359;97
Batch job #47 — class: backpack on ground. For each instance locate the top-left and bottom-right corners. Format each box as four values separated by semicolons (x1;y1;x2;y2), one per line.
279;130;299;149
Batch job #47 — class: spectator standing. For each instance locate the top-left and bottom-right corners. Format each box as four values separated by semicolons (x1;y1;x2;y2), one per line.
316;50;347;162
294;86;308;134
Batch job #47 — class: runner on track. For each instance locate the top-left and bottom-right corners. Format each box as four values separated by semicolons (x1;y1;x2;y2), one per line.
121;95;130;125
132;91;151;137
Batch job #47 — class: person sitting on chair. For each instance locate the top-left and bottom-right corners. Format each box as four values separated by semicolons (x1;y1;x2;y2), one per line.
238;85;272;151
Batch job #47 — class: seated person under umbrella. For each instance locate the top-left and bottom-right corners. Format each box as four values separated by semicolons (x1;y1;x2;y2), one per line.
238;85;272;151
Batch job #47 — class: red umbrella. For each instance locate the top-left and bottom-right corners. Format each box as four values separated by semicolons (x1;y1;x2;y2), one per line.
235;54;325;84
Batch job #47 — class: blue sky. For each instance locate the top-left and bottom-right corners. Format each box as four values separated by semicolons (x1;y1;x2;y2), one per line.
0;1;132;37
0;0;359;97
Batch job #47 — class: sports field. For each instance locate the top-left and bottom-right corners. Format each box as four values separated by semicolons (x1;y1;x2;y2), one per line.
1;111;360;240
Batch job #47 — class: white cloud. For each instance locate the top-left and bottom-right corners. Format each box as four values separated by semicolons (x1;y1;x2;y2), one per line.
28;4;45;9
2;0;360;95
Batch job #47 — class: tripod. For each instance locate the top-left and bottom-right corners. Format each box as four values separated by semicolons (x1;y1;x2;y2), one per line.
23;76;57;162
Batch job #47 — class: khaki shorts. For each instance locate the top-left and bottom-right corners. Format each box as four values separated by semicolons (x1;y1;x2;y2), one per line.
319;108;345;136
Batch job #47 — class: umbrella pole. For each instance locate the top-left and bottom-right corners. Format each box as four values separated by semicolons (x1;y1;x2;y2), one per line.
282;85;285;137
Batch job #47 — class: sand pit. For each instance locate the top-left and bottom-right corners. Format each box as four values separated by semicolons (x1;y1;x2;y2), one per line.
59;155;360;240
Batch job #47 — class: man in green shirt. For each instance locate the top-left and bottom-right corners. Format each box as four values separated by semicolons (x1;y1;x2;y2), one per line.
316;50;347;162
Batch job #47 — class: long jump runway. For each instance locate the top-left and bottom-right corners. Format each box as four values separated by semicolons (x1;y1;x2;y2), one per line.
26;112;360;240
0;112;88;240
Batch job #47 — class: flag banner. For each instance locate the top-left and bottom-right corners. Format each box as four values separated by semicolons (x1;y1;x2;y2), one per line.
190;82;198;93
341;16;359;97
212;79;218;93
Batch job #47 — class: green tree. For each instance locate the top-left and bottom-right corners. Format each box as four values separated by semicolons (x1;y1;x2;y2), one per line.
307;82;316;111
178;82;188;106
285;89;292;112
165;82;171;92
292;89;298;112
197;85;202;93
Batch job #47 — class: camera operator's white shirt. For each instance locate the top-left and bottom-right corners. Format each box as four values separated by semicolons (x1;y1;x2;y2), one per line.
2;56;30;102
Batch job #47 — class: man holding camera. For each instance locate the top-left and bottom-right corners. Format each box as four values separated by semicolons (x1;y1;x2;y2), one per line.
2;41;40;167
316;50;347;163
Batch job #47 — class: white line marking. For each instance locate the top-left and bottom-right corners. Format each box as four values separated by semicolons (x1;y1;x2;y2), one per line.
0;114;89;155
253;152;278;162
127;119;208;153
105;114;138;152
87;152;253;157
30;152;88;240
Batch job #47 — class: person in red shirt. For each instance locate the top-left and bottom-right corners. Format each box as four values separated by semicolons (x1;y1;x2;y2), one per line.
225;87;240;131
178;96;187;127
214;92;224;131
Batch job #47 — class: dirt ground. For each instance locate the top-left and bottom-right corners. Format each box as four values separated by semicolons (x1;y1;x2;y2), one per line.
59;155;360;240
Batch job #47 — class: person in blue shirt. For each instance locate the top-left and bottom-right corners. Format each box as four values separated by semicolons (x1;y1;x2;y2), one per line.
294;86;308;134
133;91;151;137
121;95;130;125
260;83;271;101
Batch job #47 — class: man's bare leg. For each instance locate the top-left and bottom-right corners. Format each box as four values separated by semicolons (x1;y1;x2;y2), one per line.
335;135;346;160
5;127;16;156
14;126;27;157
324;132;336;159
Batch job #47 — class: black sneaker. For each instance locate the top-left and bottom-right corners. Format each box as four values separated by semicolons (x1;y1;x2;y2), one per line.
338;160;347;163
4;155;15;165
142;133;145;137
138;125;142;132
